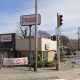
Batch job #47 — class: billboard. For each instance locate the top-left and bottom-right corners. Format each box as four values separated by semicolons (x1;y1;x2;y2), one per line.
20;14;41;26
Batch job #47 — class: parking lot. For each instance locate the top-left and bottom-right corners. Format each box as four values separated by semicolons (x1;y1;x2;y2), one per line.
0;56;80;80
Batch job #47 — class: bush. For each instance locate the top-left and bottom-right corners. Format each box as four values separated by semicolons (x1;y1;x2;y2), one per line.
31;61;44;68
37;61;44;68
31;61;56;68
60;53;65;62
37;55;42;62
45;61;56;67
31;54;43;68
60;53;66;62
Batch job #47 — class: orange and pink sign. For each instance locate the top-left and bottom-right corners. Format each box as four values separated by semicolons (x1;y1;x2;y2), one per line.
3;57;28;65
20;14;41;26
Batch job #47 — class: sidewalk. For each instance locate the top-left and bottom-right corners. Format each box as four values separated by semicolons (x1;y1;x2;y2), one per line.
0;67;80;80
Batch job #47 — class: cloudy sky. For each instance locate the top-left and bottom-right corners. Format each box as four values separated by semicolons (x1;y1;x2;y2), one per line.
0;0;80;39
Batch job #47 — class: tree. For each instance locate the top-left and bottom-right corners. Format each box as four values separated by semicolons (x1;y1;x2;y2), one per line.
37;30;51;38
68;39;78;50
60;35;69;46
16;24;35;39
15;24;28;39
16;24;51;39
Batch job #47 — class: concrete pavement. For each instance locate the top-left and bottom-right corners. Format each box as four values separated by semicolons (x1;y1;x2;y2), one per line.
0;67;80;80
0;57;80;80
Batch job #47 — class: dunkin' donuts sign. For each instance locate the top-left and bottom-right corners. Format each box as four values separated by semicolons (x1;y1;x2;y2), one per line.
20;14;41;26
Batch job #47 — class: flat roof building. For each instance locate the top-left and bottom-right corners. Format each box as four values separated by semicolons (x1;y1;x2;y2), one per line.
0;33;57;62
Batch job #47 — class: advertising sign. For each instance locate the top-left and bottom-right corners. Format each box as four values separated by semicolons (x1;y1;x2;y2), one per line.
20;14;41;26
3;57;28;65
1;35;12;42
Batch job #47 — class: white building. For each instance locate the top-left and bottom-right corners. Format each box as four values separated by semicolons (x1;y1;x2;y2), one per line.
16;38;57;61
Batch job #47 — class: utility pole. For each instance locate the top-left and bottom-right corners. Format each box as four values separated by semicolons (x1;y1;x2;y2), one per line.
34;0;38;71
78;27;80;50
20;0;40;71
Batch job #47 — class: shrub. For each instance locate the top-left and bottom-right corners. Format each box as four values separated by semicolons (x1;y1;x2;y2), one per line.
31;61;44;68
31;54;43;68
37;61;43;68
60;53;65;62
45;61;56;67
60;53;66;62
37;55;42;62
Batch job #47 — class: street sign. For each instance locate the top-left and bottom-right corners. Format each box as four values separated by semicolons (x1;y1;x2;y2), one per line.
20;14;41;26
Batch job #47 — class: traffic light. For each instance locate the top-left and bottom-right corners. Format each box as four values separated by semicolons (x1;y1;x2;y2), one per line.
57;14;63;27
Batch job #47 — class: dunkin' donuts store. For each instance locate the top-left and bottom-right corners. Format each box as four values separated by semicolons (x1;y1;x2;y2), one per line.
0;33;57;62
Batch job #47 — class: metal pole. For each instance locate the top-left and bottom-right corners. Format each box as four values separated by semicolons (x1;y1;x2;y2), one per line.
34;0;38;71
78;28;79;50
0;52;3;70
0;53;2;70
29;25;32;70
78;27;80;50
56;13;60;71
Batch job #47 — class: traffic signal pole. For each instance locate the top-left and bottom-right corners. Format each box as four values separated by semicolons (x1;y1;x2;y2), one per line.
56;13;60;71
56;13;63;71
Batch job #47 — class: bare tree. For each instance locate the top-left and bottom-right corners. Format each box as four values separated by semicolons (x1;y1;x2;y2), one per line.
37;30;51;38
60;35;69;46
15;24;28;39
16;24;35;39
16;23;51;39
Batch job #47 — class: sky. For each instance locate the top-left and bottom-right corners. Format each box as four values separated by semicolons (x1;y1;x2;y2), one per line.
0;0;80;39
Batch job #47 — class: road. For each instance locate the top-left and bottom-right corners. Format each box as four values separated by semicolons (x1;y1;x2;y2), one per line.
0;66;80;80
